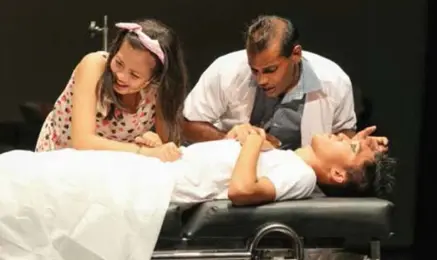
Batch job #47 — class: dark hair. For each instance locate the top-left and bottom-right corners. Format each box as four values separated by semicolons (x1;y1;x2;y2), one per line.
245;15;300;57
97;18;188;144
318;152;397;199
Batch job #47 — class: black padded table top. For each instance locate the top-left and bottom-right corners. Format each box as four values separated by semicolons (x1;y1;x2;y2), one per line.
181;197;394;240
159;203;184;238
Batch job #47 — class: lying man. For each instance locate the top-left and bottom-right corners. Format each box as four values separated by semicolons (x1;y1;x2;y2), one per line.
1;126;395;206
175;125;394;205
0;127;395;259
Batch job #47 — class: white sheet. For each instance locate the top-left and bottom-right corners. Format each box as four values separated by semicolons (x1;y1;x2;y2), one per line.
0;149;176;260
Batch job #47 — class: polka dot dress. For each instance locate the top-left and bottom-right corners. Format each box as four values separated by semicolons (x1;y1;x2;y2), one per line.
35;74;157;152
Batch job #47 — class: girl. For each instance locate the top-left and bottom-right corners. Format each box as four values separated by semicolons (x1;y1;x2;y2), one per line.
35;19;188;162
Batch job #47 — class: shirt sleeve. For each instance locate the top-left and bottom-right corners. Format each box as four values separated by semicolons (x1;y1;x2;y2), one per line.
183;59;229;123
332;78;357;133
260;151;317;201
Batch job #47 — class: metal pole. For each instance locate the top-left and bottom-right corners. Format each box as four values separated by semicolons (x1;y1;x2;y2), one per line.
151;223;304;260
103;15;108;51
369;240;381;260
152;251;251;260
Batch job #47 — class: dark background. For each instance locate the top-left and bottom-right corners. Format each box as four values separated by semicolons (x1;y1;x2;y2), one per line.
0;0;433;258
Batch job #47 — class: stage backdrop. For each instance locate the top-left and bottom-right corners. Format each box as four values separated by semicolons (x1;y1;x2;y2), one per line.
0;0;427;248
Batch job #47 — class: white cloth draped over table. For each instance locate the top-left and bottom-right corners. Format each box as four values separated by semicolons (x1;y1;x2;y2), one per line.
0;149;177;260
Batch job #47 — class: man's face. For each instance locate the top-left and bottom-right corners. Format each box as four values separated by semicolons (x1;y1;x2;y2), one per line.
310;133;376;185
247;42;302;98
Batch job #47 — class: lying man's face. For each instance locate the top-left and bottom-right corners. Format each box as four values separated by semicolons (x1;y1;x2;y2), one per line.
310;133;376;185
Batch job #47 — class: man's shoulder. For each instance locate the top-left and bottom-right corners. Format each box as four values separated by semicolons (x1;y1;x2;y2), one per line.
302;51;352;97
212;50;251;76
214;49;248;65
207;50;253;91
303;51;351;82
260;149;317;200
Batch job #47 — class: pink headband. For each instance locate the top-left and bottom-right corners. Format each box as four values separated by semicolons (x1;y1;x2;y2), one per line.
115;22;165;64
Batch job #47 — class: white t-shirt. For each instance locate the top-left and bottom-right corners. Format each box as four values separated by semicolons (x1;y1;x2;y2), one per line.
171;139;317;204
183;50;356;146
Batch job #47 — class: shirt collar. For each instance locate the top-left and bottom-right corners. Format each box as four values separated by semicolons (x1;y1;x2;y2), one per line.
283;57;322;102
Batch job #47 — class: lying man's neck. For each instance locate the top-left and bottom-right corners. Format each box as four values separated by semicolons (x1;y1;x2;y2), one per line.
294;146;324;176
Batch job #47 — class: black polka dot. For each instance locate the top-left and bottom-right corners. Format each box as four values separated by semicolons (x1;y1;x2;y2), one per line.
112;122;117;126
96;112;103;118
121;122;126;126
127;129;134;133
64;124;69;129
97;132;104;137
111;130;116;134
45;134;49;140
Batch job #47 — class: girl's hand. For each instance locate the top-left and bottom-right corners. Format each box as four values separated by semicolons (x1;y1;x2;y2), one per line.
135;131;163;148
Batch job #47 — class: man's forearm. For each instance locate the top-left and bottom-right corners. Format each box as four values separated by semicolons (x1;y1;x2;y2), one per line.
229;134;263;195
181;119;226;143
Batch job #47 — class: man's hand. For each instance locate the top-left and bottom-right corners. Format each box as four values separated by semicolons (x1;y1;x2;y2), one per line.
135;131;163;148
226;123;278;151
353;126;389;152
354;125;376;139
260;139;276;151
265;134;281;148
239;127;268;149
226;123;264;144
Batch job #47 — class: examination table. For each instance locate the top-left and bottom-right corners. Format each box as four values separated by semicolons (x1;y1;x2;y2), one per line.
152;197;393;260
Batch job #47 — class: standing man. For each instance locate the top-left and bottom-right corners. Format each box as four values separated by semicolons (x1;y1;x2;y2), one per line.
182;15;358;150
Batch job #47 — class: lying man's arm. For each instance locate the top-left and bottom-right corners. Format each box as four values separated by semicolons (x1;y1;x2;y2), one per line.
227;131;316;205
228;132;276;206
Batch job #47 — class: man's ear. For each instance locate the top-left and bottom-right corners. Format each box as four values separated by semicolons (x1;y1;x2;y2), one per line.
291;45;302;62
329;167;347;184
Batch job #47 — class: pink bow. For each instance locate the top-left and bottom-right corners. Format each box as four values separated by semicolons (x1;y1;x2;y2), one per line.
115;22;165;64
